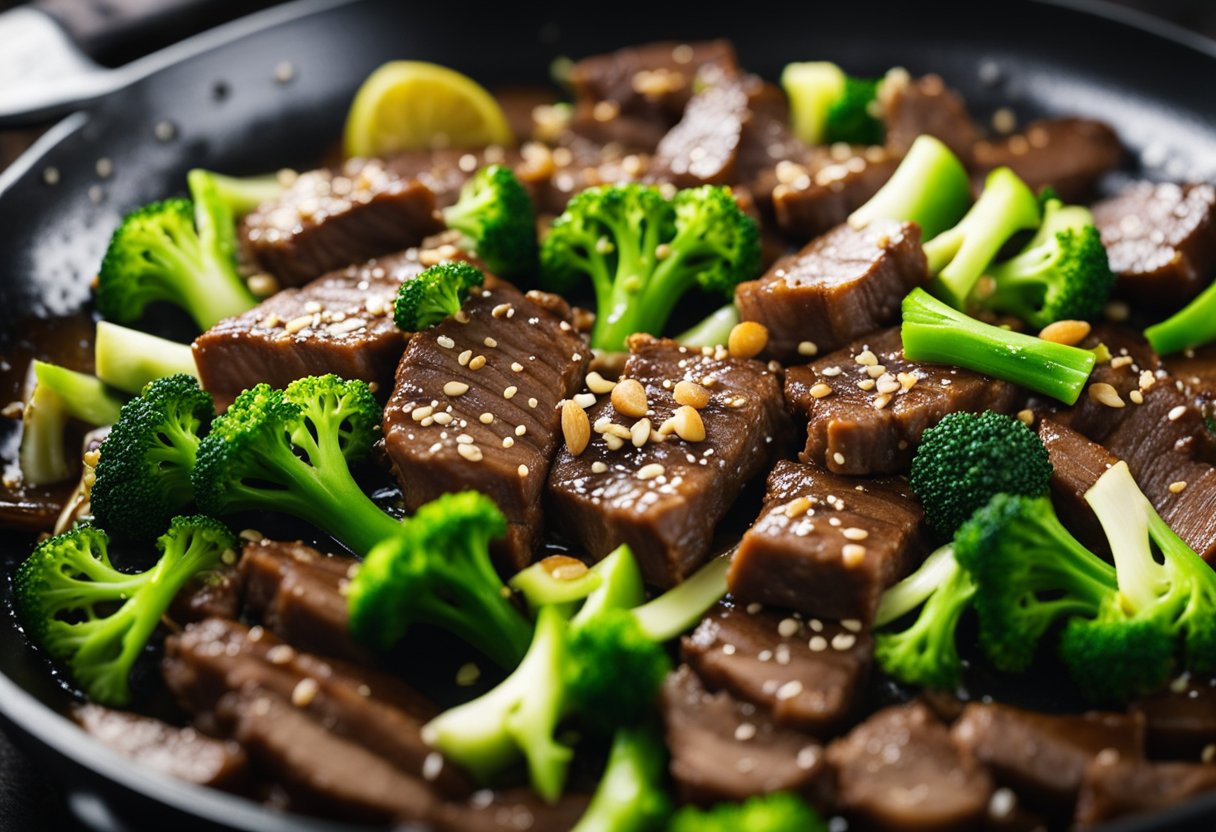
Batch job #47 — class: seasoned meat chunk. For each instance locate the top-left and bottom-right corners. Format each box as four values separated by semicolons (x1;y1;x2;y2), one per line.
193;249;425;410
72;704;249;790
769;148;899;244
881;72;980;165
785;327;1020;475
384;280;588;570
827;701;993;832
735;220;928;362
682;602;871;735
434;789;590;832
951;703;1145;816
1093;182;1216;307
1036;418;1117;550
729;461;926;624
661;665;830;806
170;566;242;625
972;118;1123;203
241;160;444;287
1075;757;1216;828
1130;676;1216;760
547;335;789;587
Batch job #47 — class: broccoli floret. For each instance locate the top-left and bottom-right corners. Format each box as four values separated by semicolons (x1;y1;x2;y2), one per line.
509;555;604;610
1144;276;1216;356
442;165;538;277
94;322;198;396
570;726;671;832
781;61;883;146
826;75;884;145
901;288;1097;405
910;410;1053;537
924;167;1041;309
347;491;532;668
394;261;485;331
14;516;236;706
96;193;254;332
848;135;972;240
675;302;739;348
976;199;1116;328
540;183;759;351
18;361;126;486
422;603;573;803
953;493;1117;674
669;792;827;832
873;545;976;690
192;375;403;557
91;375;215;540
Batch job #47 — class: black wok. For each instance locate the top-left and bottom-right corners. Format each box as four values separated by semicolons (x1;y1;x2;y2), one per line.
0;0;1214;828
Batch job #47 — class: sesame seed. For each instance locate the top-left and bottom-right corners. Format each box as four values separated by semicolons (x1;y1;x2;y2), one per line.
1168;405;1187;421
483;337;498;348
777;618;800;638
469;354;487;370
1169;481;1188;493
821;366;843;378
516;424;527;436
841;619;863;632
574;392;597;409
422;752;444;782
528;397;538;408
284;314;313;334
1129;390;1144;404
511;362;524;373
1110;355;1133;369
809;383;833;399
1139;371;1155;390
1089;383;1125;408
458;350;472;366
857;378;876;391
433;412;453;425
842;544;866;566
491;303;512;318
637;463;665;480
266;644;295;665
457;443;483;462
518;464;529;477
775;680;804;700
631;417;651;447
502;436;514;448
456;434;474;444
411;405;434;421
866;364;888;379
798;340;819;356
832;452;846;465
784;497;812;519
437;335;455;349
444;381;470;396
292;678;319;707
479;412;494;424
872;394;892;410
842;527;868;541
734;723;757;741
832;633;857;651
591;461;608;473
604;433;625;451
1017;409;1035;425
586;371;616;394
855;349;878;366
504;386;518;399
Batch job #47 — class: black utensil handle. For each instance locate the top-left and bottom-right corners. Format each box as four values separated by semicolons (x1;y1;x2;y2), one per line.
34;0;284;66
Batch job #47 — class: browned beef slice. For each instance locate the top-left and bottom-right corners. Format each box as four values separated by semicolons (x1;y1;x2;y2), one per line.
682;601;871;735
384;279;588;570
547;335;789;587
1130;676;1216;759
241;159;444;287
1036;418;1117;550
827;701;993;832
531;133;650;216
661;665;830;806
971;118;1123;203
770;148;900;243
193;249;423;410
736;220;927;362
434;789;590;832
1074;757;1216;828
881;73;980;165
951;703;1144;816
785;327;1021;475
163;618;467;805
72;704;249;790
1093;182;1216;307
728;460;925;624
170;566;242;625
238;539;369;664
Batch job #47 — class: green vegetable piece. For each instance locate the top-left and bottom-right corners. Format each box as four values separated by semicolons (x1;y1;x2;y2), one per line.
1144;277;1216;356
848;135;971;239
443;164;538;278
394;261;485;331
94;321;198;396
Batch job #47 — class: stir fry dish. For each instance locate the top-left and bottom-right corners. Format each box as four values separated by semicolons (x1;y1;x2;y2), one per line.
5;39;1216;832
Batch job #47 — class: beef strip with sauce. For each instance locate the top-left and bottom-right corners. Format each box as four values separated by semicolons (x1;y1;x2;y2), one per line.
1075;756;1216;828
768;147;900;244
971;117;1123;203
881;72;981;166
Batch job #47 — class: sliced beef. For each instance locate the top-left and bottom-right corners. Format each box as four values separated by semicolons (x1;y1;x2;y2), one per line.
547;335;789;587
532;133;650;216
237;539;368;664
1130;676;1216;760
881;72;980;165
681;601;871;735
1093;181;1216;308
72;704;249;790
1036;418;1117;550
950;702;1145;816
661;665;830;806
1074;756;1216;828
384;279;588;570
434;789;590;832
735;220;928;362
170;566;242;625
241;160;444;287
971;118;1123;203
827;701;993;832
193;249;425;410
729;460;925;624
769;148;900;243
785;327;1021;475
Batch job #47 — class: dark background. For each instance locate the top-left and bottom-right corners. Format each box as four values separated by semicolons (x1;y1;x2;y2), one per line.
0;0;1213;829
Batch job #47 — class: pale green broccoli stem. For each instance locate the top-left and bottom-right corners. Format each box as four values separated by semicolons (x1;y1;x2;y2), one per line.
1144;278;1216;356
510;557;604;610
874;544;959;628
18;361;126;485
848;135;972;239
676;303;740;348
632;553;730;642
189;169;283;217
571;545;647;630
781;61;846;146
1084;461;1170;612
592;211;668;350
571;727;668;832
94;322;198;395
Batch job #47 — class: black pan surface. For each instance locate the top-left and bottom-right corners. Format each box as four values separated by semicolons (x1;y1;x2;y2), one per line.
1;0;1215;829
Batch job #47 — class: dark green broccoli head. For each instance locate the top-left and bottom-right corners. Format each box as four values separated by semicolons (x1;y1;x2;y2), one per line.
910;410;1053;537
91;374;214;540
1058;607;1176;704
669;792;827;832
566;608;672;734
394;261;485;331
443;165;538;278
282;373;381;465
667;184;762;296
824;75;884;145
874;561;976;690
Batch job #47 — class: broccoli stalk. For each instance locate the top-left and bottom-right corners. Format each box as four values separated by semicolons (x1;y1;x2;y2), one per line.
509;555;604;610
570;726;671;832
925;167;1041;309
14;516;236;706
541;184;759;352
780;61;884;146
675;303;739;348
94;321;198;395
442;165;538;278
90;375;215;540
422;603;573;803
669;792;828;832
847;135;972;240
18;361;126;486
347;491;532;668
192;375;404;557
1144;278;1216;355
975;198;1116;327
901;288;1096;404
188;168;283;217
394;261;485;331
